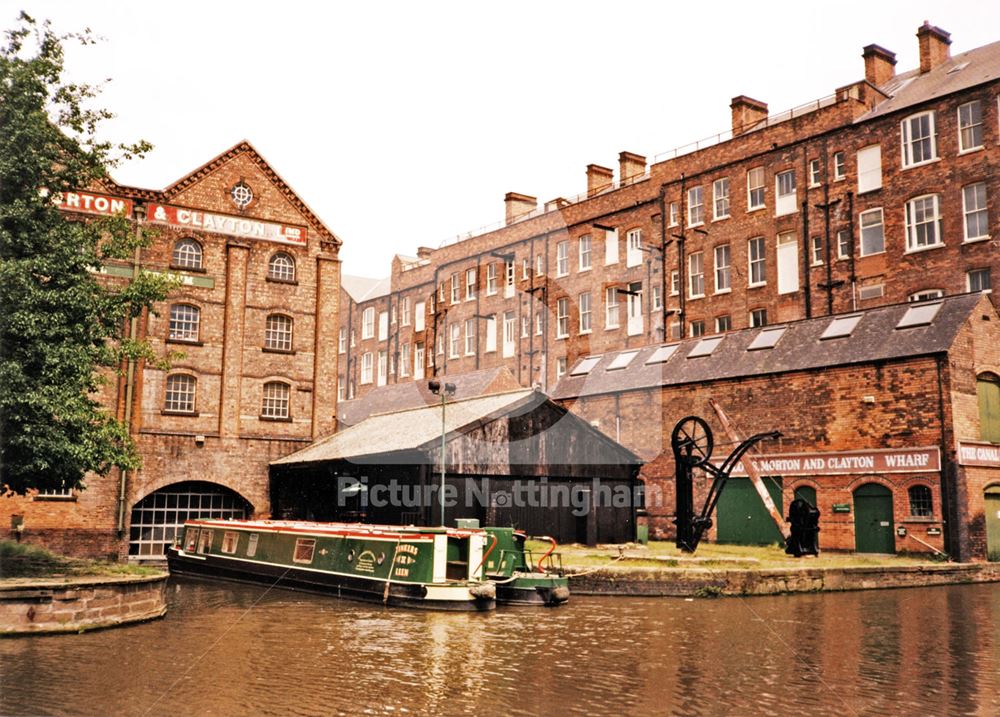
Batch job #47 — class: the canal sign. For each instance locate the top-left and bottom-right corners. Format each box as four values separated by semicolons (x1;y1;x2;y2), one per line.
956;441;1000;467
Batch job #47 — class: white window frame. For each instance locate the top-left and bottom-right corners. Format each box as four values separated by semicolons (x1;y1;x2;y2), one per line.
164;373;197;414
808;159;821;188
905;194;943;252
338;327;347;354
901;111;937;168
579;235;592;271
811;236;823;266
604;229;619;265
775;170;797;216
377;311;388;341
748;237;766;286
958;100;983;153
715;315;731;333
962;182;989;242
261;381;291;420
626;282;643;337
450;272;460;304
414;301;425;332
413;344;425;380
360;352;374;384
688;186;704;226
361;307;375;339
651;285;662;311
605;287;620;329
377;350;387;386
449;323;461;358
485;315;497;353
486;264;497;295
750;308;768;328
556;241;569;277
837;230;851;260
714;245;731;293
859;208;885;256
504;260;515;298
626;229;643;268
909;289;944;302
857;145;882;194
265;314;293;352
833;152;846;181
464;318;476;355
579;292;592;334
400;297;411;326
399;342;410;377
747;167;765;210
556;298;569;339
712;178;730;220
688;252;705;298
502;311;516;358
967;268;992;293
670;271;680;296
465;268;477;300
776;231;799;295
668;202;679;227
521;258;529;279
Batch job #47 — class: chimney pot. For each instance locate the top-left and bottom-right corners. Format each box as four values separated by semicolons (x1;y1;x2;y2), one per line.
586;164;614;197
730;95;769;136
917;22;951;73
862;44;897;86
504;192;537;225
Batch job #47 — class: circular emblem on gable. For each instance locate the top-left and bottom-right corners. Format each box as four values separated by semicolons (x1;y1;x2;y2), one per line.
230;181;253;209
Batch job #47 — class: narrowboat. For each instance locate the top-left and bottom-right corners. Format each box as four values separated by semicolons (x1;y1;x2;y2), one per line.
481;526;570;606
166;519;497;611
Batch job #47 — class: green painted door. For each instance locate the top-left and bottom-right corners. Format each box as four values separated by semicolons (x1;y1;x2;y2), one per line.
853;483;895;553
716;477;783;545
985;487;1000;562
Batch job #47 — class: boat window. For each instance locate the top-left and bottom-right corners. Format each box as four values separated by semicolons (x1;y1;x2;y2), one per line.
246;533;259;558
197;530;213;554
221;531;239;554
293;538;316;564
184;529;199;552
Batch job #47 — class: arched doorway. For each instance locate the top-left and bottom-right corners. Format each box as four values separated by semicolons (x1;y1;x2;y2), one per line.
128;481;252;559
853;483;895;553
985;486;1000;562
794;485;817;508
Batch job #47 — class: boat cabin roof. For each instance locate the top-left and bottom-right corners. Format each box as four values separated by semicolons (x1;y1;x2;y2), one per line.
185;518;485;540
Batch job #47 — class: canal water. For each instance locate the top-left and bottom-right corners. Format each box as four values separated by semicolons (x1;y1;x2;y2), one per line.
2;579;999;716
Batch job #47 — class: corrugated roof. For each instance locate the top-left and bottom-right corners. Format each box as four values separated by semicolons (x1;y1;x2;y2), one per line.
274;389;537;466
341;274;391;303
552;293;987;401
337;367;522;426
859;40;1000;122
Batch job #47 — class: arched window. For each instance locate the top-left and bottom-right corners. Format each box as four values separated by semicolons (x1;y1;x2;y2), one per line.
169;304;201;342
268;252;296;282
979;372;1000;443
908;485;933;517
265;314;293;351
164;374;197;413
262;381;290;419
172;238;203;270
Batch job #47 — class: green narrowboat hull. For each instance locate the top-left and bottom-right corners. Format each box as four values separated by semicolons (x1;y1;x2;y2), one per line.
496;574;571;606
167;519;496;612
481;526;570;606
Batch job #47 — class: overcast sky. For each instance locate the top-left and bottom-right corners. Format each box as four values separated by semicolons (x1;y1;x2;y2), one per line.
13;2;1000;278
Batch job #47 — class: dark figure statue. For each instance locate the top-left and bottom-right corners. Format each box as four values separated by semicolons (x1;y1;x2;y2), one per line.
785;498;821;557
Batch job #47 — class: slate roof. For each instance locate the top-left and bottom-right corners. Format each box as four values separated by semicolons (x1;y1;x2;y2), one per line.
552;294;988;401
341;274;391;302
273;389;537;465
337;367;521;427
860;39;1000;121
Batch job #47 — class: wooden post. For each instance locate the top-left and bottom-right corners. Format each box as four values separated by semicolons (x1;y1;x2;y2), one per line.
709;398;790;541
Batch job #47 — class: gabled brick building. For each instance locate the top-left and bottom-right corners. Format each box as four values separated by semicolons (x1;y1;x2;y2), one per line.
337;23;998;401
1;142;342;559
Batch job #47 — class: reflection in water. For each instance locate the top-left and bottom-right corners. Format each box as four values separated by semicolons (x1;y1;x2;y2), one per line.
1;579;999;716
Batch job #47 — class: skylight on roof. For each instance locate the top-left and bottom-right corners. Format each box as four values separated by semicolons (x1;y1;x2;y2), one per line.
947;61;970;74
747;327;786;351
607;351;639;371
897;301;942;329
820;315;862;340
569;356;602;376
646;344;679;365
687;336;723;358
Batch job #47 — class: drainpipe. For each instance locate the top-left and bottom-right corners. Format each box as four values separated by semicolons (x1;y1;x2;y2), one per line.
117;208;143;537
475;255;482;370
614;393;622;443
935;355;956;559
677;175;687;339
345;299;353;398
801;197;812;319
658;186;669;338
847;192;857;312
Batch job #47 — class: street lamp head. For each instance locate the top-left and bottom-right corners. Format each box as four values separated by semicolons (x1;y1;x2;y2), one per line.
428;380;457;396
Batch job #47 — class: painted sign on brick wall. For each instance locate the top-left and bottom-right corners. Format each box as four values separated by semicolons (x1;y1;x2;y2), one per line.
719;447;941;477
145;203;307;246
55;191;133;217
956;441;1000;467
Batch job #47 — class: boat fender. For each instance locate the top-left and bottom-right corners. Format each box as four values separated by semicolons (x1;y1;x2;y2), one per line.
550;586;570;604
469;582;497;601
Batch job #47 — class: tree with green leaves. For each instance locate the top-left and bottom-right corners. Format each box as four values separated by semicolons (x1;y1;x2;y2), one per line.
0;13;171;494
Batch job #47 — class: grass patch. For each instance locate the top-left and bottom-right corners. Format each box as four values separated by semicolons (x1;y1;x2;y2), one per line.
0;541;160;579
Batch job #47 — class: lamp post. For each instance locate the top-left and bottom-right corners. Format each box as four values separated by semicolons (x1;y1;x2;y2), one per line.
428;380;456;526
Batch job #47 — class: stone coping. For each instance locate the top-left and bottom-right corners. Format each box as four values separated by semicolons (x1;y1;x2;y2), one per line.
0;572;169;636
565;561;1000;597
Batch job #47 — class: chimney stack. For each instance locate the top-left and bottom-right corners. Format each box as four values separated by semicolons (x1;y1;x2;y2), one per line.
862;44;897;87
917;22;951;73
416;246;434;260
730;95;768;136
504;192;537;225
586;164;614;197
618;152;647;183
544;197;571;212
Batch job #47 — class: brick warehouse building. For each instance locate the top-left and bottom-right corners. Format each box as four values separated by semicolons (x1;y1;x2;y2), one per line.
334;24;1000;556
1;142;342;559
338;23;998;398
